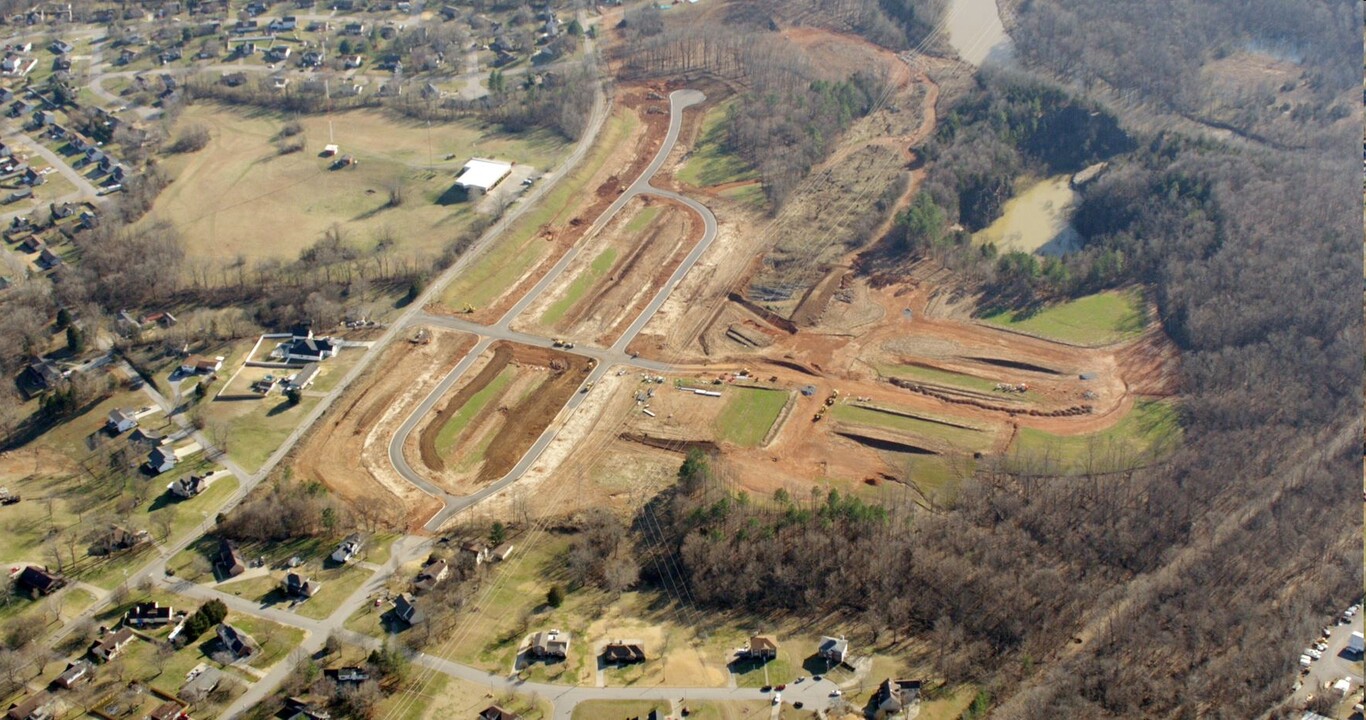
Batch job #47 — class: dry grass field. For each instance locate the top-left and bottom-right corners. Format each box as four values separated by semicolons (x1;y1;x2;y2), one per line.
145;103;570;262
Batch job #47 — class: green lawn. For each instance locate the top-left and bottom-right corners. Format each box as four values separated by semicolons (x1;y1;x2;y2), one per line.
980;289;1147;346
731;656;794;688
624;205;661;234
877;363;1003;395
442;109;638;312
540;248;618;326
1010;399;1181;472
435;366;515;455
146;472;239;547
831;404;991;451
676;101;757;187
218;563;372;621
223;396;321;472
229;614;306;669
714;388;789;447
717;182;767;209
572;700;667;720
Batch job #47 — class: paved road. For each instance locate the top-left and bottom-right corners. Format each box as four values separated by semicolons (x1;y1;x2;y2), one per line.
383;89;716;531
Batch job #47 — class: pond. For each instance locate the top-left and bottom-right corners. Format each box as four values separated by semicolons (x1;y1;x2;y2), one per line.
972;175;1081;257
945;0;1016;68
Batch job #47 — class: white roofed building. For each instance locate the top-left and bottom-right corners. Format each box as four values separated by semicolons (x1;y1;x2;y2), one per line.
456;158;513;195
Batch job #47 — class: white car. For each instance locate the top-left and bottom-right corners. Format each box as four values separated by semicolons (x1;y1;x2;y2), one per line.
1306;648;1323;660
772;693;781;706
1314;641;1328;652
829;689;842;698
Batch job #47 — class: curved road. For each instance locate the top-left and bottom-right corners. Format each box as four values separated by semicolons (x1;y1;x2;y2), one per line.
387;89;717;531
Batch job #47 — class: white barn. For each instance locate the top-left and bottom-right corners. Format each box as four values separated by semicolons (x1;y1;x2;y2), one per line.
456;158;513;195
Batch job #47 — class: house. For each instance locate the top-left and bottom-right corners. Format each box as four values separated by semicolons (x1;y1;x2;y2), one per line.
50;201;75;219
108;408;139;433
267;16;297;32
53;659;93;689
49;40;73;54
332;666;369;684
342;54;362;69
273;327;337;363
455;158;513;195
5;692;54;720
217;537;246;577
146;700;188;720
79;210;99;229
745;635;778;661
178;667;222;702
216;623;256;658
20;358;64;394
393;592;423;624
479;707;520;720
817;635;849;665
873;679;923;718
91;525;150;554
601;641;646;664
460;541;490;566
38;249;64;271
529;629;569;659
342;22;366;35
265;46;291;62
221;71;248;87
412;559;449;594
169;473;210;499
15;565;66;596
490;542;514;561
299;50;323;67
125;601;176;627
17;236;43;253
68;134;89;152
180;355;223;374
23;168;45;187
147;446;178;474
47;124;65;139
272;76;290;90
287;363;320;391
280;698;331;720
32;110;53;126
283;572;322;598
118;48;138;64
235;42;257;56
90;627;136;662
331;533;364;563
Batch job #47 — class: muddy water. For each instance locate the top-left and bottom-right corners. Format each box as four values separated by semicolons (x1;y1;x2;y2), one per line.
973;175;1081;257
945;0;1015;68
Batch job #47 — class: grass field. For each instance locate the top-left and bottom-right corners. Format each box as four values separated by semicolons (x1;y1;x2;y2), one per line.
676;101;756;187
146;103;568;263
624;205;661;234
440;109;638;312
877;363;1002;395
218;562;372;621
832;404;991;451
1010;399;1180;472
220;395;321;472
731;655;794;688
981;289;1147;346
718;183;766;209
540;248;618;326
571;701;668;720
435;366;515;455
714;387;789;447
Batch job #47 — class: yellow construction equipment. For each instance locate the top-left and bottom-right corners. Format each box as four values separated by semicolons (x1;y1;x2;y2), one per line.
461;304;476;313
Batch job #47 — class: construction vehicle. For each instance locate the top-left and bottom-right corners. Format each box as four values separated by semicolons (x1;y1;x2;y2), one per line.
552;338;564;347
563;340;575;349
812;410;824;422
461;304;476;314
581;381;594;393
0;488;17;505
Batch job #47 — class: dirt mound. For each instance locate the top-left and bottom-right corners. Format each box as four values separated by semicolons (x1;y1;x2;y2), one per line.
476;361;586;483
618;432;721;454
596;175;622;197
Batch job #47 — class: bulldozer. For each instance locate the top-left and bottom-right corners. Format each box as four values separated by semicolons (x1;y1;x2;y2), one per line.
461;304;476;314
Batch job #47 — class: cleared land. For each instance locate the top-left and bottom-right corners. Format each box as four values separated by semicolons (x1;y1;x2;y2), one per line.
1009;399;1180;471
980;289;1147;346
714;387;789;447
145;103;568;262
676;100;757;187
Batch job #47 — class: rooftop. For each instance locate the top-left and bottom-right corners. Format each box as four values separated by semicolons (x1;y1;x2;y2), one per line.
456;158;513;191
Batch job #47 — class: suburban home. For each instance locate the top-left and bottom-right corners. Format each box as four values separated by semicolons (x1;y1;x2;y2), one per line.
47;124;65;139
50;202;75;219
745;635;778;661
146;700;188;720
280;697;330;720
168;473;210;499
50;40;73;54
37;249;62;270
217;538;246;577
267;16;297;32
332;667;369;684
342;22;366;35
147;446;178;474
125;601;176;627
460;541;490;566
817;635;849;665
22;168;44;187
342;54;362;69
393;593;423;624
90;627;136;662
5;692;54;720
283;572;322;598
16;565;66;595
17;236;43;253
299;50;323;67
221;71;248;87
455;158;513;195
79;210;99;229
601;641;646;665
265;46;291;62
872;678;923;718
53;659;93;689
331;533;364;563
216;623;256;659
91;525;150;554
273;326;336;363
180;355;223;374
178;667;222;703
529;629;570;659
117;48;137;64
479;707;520;720
31;109;53;126
412;559;449;594
107;408;139;433
143;311;176;327
286;362;320;391
20;357;64;394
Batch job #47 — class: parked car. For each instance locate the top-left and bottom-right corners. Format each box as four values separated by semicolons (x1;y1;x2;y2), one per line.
829;689;842;698
772;693;781;706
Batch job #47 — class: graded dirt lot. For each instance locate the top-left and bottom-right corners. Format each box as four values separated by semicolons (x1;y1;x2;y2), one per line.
411;341;589;495
290;327;475;531
147;103;568;262
513;195;701;344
